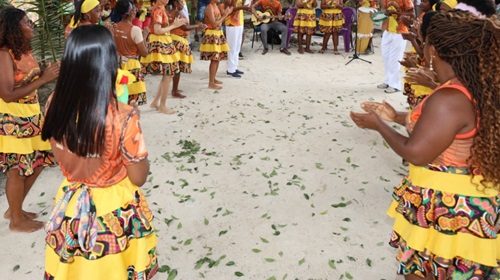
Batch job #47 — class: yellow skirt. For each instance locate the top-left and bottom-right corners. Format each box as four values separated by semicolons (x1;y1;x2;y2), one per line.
200;29;229;61
319;9;344;33
44;177;158;279
387;165;499;277
0;94;54;176
120;58;147;106
293;8;317;34
140;33;179;76
355;10;374;53
171;34;193;73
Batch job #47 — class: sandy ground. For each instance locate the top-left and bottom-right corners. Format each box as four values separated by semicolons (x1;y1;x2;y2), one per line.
0;33;409;279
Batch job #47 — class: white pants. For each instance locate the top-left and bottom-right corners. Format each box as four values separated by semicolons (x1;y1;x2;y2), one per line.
381;31;407;90
226;25;243;73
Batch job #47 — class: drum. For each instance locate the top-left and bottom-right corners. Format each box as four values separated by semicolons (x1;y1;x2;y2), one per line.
356;7;376;54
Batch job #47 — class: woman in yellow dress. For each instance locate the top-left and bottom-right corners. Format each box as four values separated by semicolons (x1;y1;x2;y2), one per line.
0;7;59;232
112;0;149;105
200;0;232;90
42;25;158;279
294;0;317;53
65;0;102;37
140;0;187;114
319;0;344;54
351;11;499;279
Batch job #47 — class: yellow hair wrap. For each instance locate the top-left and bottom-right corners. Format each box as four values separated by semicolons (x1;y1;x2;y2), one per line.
441;0;457;9
81;0;100;14
68;16;77;29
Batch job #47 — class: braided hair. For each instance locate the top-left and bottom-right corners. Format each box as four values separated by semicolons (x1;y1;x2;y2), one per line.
427;10;500;189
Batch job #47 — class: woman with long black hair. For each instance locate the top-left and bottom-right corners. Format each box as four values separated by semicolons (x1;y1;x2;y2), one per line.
0;7;59;232
42;25;158;279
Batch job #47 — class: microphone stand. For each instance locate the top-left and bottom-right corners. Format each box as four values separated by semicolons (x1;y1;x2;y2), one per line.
345;1;372;65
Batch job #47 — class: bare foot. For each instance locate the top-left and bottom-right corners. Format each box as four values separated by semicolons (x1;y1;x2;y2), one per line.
157;106;176;115
208;83;223;90
333;50;340;55
172;91;186;99
298;48;304;54
150;102;159;110
214;79;223;85
319;48;326;54
4;209;38;220
304;49;314;54
9;217;44;233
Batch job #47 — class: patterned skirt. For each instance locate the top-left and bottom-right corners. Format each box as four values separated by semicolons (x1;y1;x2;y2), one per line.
44;177;158;280
319;9;344;33
387;164;500;279
171;34;193;73
140;33;180;76
200;29;229;61
0;94;55;176
121;57;147;106
293;8;317;35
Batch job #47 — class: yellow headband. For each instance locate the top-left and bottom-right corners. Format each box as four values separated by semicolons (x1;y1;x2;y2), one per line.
81;0;100;13
441;0;457;9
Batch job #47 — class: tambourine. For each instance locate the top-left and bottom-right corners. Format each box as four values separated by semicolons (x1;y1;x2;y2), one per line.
371;11;387;22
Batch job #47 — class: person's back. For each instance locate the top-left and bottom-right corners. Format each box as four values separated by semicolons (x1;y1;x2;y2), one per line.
42;25;158;280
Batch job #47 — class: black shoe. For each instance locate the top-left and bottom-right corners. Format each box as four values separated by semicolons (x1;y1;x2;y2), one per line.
226;71;242;78
239;52;244;58
235;69;244;75
280;48;291;55
262;48;269;55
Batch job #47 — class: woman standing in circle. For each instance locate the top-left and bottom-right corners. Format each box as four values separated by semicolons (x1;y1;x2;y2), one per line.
112;0;149;105
42;25;158;279
65;0;102;37
294;0;317;54
199;0;232;89
0;7;59;232
140;0;187;114
319;0;344;54
351;11;499;279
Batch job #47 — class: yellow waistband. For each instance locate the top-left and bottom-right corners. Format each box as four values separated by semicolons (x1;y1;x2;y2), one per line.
408;165;498;197
0;98;41;118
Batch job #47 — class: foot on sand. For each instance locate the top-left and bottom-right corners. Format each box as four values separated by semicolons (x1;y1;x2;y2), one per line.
214;79;223;85
4;209;38;220
9;216;44;233
157;106;176;115
209;83;223;90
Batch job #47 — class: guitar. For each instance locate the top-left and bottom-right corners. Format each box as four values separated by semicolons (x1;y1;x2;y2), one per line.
251;10;291;26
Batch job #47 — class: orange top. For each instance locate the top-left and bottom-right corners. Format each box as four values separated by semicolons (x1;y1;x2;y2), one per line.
407;81;477;167
221;0;243;27
204;3;222;29
112;22;139;57
50;102;148;187
150;4;169;34
254;0;282;16
382;0;413;33
169;11;189;37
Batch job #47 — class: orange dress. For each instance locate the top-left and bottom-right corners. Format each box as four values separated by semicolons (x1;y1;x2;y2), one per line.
44;102;158;279
0;50;55;175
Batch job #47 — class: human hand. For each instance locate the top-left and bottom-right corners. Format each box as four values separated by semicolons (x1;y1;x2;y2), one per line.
405;67;439;89
361;101;397;122
173;16;188;27
350;111;381;130
401;32;416;42
41;61;60;83
224;7;234;16
399;53;418;68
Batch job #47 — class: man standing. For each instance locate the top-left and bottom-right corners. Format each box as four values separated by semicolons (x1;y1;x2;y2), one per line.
223;0;247;77
251;0;291;55
377;0;414;93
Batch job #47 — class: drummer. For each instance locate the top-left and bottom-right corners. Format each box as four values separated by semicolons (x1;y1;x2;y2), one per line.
356;0;378;54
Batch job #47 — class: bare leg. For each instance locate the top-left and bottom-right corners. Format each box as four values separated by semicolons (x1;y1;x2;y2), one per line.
297;32;304;54
157;75;176;114
332;31;339;54
5;170;43;232
4;167;43;220
209;60;222;89
172;73;185;98
150;78;163;110
320;33;330;53
305;34;313;53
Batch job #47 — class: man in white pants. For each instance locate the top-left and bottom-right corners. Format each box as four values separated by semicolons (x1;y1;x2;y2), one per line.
224;0;247;78
378;0;414;93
